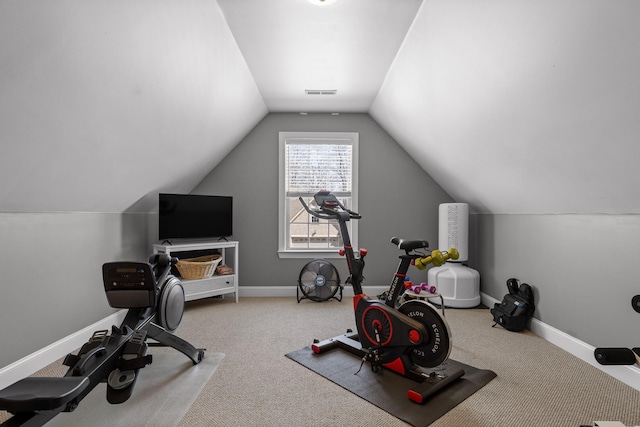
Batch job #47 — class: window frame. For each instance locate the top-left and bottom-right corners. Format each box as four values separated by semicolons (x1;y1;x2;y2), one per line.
278;131;359;259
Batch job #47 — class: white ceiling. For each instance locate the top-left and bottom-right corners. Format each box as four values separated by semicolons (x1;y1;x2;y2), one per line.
217;0;640;214
216;0;423;113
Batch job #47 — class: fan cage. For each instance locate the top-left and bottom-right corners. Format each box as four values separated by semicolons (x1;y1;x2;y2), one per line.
297;259;342;303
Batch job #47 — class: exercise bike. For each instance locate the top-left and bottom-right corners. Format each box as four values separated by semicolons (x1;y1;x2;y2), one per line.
0;253;205;427
299;191;464;404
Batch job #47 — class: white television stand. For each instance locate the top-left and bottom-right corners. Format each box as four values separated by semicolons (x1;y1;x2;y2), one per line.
153;240;239;303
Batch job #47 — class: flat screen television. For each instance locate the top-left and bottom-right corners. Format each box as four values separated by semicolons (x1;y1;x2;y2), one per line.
159;193;233;241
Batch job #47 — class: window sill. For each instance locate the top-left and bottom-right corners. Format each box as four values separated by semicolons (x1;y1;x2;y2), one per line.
278;250;342;259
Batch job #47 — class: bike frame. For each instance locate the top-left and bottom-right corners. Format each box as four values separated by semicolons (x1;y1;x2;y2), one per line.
301;191;464;404
328;204;421;307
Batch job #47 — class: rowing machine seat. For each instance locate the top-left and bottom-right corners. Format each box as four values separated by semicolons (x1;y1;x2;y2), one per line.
0;377;89;413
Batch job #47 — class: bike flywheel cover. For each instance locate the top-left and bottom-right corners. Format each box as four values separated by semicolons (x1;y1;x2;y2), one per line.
398;300;452;368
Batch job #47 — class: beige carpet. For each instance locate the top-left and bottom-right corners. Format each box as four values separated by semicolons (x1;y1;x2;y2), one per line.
3;296;640;426
178;297;640;427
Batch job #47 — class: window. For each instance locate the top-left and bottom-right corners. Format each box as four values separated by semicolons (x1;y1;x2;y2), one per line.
278;132;358;258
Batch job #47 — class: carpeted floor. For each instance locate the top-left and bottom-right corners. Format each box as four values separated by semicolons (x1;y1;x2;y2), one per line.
178;297;640;427
46;350;224;427
3;296;640;426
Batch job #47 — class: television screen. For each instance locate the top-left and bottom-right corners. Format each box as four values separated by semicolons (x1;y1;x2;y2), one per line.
159;193;233;241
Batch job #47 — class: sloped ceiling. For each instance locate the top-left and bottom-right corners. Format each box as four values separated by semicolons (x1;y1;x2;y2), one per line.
0;0;267;213
1;0;640;214
216;0;422;112
371;0;640;214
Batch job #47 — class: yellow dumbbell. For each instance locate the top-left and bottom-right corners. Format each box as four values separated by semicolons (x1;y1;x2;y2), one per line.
414;250;443;270
414;248;459;269
433;248;460;266
446;248;460;261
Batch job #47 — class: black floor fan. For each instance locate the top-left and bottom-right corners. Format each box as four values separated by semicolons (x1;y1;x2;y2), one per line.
297;259;342;302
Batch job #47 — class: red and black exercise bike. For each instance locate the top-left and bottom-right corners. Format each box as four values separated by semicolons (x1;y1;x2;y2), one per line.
299;191;464;403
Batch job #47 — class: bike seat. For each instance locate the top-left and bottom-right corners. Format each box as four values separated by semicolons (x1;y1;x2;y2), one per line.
391;238;429;251
0;376;90;413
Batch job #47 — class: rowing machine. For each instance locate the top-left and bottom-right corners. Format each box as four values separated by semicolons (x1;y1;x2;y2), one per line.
0;254;204;426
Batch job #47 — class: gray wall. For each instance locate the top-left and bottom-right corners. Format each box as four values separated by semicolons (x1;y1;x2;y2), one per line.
475;213;640;347
0;213;149;368
192;113;454;288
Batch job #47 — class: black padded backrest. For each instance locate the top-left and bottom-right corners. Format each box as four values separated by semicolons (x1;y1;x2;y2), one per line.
103;262;156;309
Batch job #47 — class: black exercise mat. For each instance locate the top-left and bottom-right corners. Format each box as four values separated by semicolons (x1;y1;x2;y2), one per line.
286;347;496;427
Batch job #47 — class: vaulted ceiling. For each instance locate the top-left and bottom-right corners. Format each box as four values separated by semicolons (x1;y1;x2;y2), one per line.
216;0;422;112
1;0;639;214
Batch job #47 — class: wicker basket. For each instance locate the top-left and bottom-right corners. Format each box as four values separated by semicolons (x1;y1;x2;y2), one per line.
176;254;222;280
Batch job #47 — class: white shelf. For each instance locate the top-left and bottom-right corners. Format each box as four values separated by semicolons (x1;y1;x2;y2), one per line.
153;240;239;303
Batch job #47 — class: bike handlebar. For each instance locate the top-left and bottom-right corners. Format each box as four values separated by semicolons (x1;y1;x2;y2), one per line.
298;197;329;220
298;194;361;221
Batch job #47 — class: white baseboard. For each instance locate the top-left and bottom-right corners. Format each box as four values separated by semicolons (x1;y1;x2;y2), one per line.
0;287;390;390
481;293;640;392
238;285;389;298
4;293;638;394
0;309;127;390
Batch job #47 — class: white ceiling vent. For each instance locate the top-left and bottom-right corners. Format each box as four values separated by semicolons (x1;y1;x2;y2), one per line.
305;89;337;95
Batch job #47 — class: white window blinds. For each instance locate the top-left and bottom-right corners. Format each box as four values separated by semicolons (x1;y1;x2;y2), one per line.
285;143;352;194
278;131;359;257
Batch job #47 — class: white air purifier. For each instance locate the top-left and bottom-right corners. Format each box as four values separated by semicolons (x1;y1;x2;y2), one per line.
428;203;481;308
